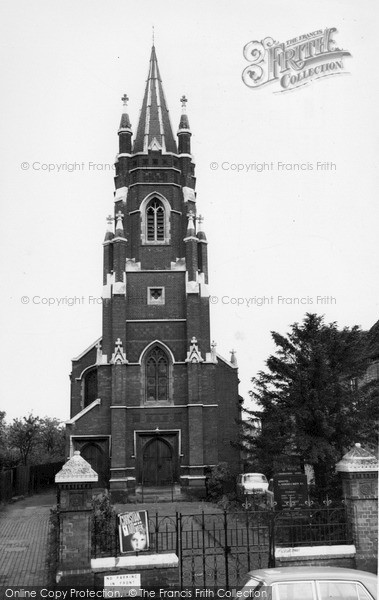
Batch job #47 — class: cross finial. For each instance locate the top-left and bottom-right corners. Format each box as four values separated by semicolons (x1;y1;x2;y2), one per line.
152;26;155;46
116;210;123;221
187;209;195;220
180;95;188;112
197;214;204;225
106;214;114;225
121;94;129;107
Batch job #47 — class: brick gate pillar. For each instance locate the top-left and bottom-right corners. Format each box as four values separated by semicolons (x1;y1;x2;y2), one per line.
55;450;98;585
336;443;378;573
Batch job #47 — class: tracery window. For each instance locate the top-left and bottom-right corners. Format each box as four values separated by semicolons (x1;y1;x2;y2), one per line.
145;347;169;402
146;199;165;242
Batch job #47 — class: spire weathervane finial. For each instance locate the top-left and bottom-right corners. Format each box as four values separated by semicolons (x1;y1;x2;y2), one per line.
121;94;129;107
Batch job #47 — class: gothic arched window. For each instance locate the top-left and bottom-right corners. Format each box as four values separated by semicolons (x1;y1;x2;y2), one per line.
145;347;169;402
84;368;98;407
146;198;165;242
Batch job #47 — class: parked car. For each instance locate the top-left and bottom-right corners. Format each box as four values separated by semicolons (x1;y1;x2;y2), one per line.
237;472;269;496
238;566;377;599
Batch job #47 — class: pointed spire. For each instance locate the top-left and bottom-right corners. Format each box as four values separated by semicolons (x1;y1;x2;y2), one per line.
104;214;114;242
133;47;177;154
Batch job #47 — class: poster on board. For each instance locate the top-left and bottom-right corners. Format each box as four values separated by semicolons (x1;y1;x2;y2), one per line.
118;510;150;553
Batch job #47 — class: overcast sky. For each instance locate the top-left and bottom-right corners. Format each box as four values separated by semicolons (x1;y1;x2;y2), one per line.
1;0;378;423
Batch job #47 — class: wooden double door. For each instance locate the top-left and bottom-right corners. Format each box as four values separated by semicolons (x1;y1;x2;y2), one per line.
142;437;175;486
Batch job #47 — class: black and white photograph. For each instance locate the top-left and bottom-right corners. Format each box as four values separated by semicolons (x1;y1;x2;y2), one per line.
0;0;378;596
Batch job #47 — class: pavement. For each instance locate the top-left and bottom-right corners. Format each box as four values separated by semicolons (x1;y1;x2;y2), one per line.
0;491;56;587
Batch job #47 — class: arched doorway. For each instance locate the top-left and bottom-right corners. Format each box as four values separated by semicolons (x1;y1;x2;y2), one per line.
142;437;173;486
81;443;109;487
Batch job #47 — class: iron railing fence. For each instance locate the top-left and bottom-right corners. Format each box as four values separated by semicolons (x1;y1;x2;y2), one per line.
92;511;179;558
92;500;352;586
273;505;352;547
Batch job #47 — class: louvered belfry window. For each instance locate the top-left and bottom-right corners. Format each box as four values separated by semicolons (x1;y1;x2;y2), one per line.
146;347;169;402
146;199;165;241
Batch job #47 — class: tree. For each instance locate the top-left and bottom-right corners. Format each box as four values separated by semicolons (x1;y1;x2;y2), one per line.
243;313;376;495
37;417;66;463
0;411;9;469
8;414;41;465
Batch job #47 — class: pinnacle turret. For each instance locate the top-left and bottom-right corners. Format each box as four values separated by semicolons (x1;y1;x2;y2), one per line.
118;93;132;155
115;210;126;239
185;210;196;238
119;94;132;132
196;215;207;241
178;95;191;131
104;215;114;242
178;95;192;155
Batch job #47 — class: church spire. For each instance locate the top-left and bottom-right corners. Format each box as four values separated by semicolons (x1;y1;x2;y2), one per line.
133;46;177;154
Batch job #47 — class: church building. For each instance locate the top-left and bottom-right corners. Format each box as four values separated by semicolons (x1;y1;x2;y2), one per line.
66;46;241;501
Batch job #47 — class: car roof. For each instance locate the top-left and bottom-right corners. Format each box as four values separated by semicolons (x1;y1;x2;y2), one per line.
246;566;378;584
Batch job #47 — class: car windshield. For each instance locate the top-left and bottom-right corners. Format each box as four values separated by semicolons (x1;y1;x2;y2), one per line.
244;474;266;482
239;576;263;592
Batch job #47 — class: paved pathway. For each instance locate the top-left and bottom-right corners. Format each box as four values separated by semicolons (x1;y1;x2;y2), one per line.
0;492;56;586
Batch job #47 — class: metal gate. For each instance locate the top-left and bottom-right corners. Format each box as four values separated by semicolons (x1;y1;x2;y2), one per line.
178;510;274;587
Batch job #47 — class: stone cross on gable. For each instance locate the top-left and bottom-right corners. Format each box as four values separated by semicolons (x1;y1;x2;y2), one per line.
190;336;198;345
180;95;188;109
106;214;114;225
121;94;129;107
116;211;123;223
187;210;195;220
115;337;122;348
211;340;217;362
197;214;204;225
96;340;102;363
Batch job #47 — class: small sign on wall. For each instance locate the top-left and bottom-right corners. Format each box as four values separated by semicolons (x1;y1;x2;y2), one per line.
118;510;150;553
273;473;308;509
104;573;141;597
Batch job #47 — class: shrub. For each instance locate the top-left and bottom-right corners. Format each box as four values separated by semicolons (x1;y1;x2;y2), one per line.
205;462;235;502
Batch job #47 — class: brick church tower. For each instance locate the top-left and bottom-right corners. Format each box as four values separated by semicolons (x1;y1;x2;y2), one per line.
66;46;241;501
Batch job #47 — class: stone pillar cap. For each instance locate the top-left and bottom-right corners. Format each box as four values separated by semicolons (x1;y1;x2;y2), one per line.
55;450;99;483
336;443;379;473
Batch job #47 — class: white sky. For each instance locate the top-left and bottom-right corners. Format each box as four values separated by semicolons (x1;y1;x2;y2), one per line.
0;0;378;423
